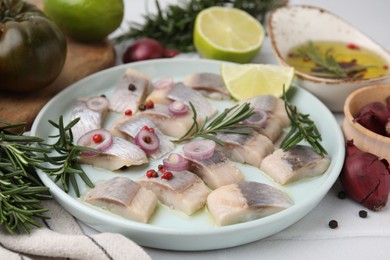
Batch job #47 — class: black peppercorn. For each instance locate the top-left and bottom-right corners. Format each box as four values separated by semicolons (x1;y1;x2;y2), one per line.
138;104;146;111
128;83;136;91
328;220;338;229
337;191;346;199
359;210;368;218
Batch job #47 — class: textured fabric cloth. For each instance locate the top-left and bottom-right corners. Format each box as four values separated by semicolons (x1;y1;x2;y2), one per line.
0;200;151;260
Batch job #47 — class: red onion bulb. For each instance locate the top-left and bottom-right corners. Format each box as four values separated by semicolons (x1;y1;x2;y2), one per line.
135;128;160;154
77;129;113;156
183;140;216;160
163;153;188;171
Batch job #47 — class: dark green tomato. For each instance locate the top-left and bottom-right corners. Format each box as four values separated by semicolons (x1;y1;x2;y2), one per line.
0;1;67;92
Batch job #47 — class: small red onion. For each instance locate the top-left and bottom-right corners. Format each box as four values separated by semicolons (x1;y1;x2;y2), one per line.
354;101;390;136
168;101;189;116
86;96;109;112
135;128;160;154
242;109;267;127
155;77;175;90
163;153;188;171
183;140;216;160
122;38;180;63
77;129;113;156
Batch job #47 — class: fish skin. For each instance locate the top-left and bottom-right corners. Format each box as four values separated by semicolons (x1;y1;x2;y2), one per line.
185;150;244;189
167;83;217;120
114;115;175;160
207;181;293;226
70;96;109;142
183;73;230;100
84;177;157;223
137;170;210;215
79;136;148;171
260;145;331;184
109;68;151;113
216;131;274;168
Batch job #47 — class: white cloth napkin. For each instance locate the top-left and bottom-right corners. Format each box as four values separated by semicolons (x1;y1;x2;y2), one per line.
0;200;151;260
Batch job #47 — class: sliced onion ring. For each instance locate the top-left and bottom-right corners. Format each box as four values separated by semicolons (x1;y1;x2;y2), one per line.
168;101;189;116
135;128;160;154
155;77;175;90
242;109;268;127
86;96;109;112
183;140;216;160
77;129;113;156
163;153;188;171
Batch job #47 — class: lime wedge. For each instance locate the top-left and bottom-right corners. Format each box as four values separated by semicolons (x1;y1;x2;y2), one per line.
194;7;264;63
221;63;295;100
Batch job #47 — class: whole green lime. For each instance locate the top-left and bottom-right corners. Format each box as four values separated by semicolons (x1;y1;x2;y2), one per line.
43;0;124;42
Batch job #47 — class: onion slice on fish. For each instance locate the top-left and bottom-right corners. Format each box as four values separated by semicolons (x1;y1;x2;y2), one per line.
242;109;268;127
86;96;109;112
77;129;113;156
163;153;188;171
183;140;216;160
135;128;160;154
168;101;189;116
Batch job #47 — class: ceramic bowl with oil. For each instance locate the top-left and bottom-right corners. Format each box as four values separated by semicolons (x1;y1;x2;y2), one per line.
268;5;390;112
342;84;390;163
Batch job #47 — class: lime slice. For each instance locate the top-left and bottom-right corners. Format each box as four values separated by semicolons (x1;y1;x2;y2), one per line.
221;63;295;100
194;7;264;63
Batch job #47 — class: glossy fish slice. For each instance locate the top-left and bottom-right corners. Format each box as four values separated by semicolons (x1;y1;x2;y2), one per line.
140;104;197;138
79;136;148;171
167;83;217;120
185;150;244;189
146;77;176;105
70;96;109;142
260;145;331;184
114;116;175;160
137;170;210;215
109;68;151;113
183;72;230;100
207;181;293;226
84;177;157;223
216;130;274;168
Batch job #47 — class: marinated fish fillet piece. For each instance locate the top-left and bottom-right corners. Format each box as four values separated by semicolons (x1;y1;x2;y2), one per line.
245;95;290;127
79;136;148;171
183;72;230;100
109;68;151;113
70;96;109;142
146;77;176;105
114;116;175;160
185;150;244;189
167;83;217;120
140;104;197;138
216;130;274;168
137;170;210;215
207;181;293;226
84;177;157;223
260;145;331;185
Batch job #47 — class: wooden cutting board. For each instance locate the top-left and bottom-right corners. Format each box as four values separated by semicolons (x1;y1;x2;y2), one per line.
0;0;116;131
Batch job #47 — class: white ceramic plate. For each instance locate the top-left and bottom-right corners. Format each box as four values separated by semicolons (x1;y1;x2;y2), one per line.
31;58;345;251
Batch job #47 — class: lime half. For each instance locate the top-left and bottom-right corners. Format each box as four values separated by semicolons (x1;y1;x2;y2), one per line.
194;7;264;63
221;63;295;100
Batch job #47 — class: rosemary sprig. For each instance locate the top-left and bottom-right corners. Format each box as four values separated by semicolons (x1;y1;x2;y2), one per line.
294;41;375;79
40;116;95;197
280;87;327;156
0;121;51;234
114;0;287;52
176;102;255;145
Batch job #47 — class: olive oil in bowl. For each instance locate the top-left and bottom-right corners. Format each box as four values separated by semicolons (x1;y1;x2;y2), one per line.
286;41;389;79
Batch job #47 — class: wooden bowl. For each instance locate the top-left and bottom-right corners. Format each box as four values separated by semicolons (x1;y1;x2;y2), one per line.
342;84;390;162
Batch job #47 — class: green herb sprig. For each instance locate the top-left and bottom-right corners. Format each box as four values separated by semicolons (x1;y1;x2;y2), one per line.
0;121;51;234
176;102;255;145
280;88;327;156
114;0;287;52
295;41;375;79
40;116;95;197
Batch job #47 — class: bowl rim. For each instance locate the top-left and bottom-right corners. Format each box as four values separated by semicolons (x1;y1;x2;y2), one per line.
267;4;390;84
343;84;390;143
